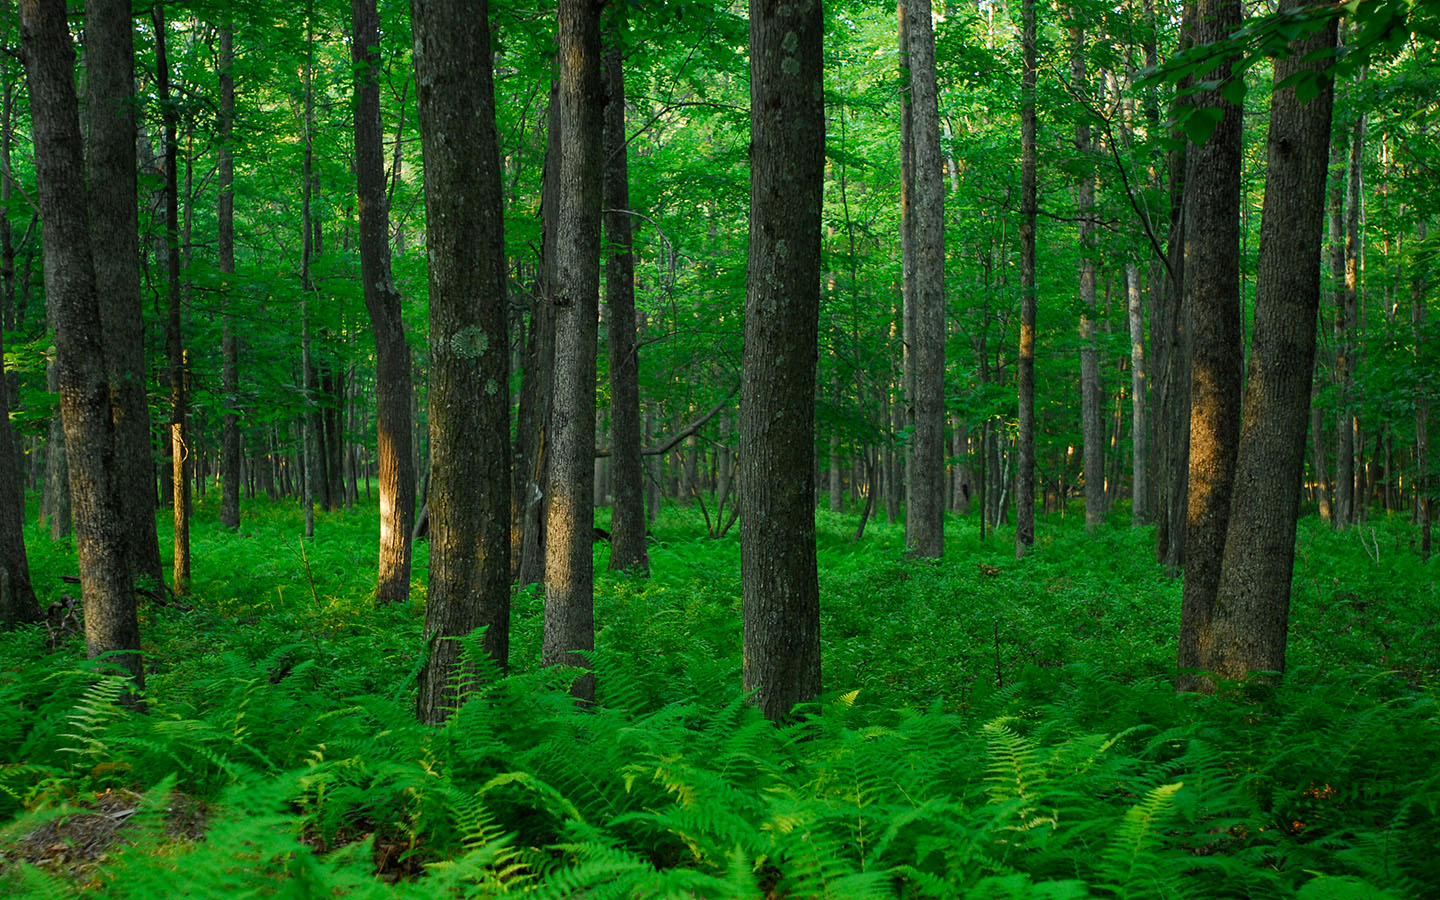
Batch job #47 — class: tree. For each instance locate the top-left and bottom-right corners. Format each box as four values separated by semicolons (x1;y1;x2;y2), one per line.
352;0;417;605
154;3;191;594
1015;0;1037;559
543;0;605;704
412;0;512;723
19;0;143;691
0;318;39;626
902;0;945;559
1071;12;1104;534
218;24;240;532
603;6;649;576
741;0;823;722
88;0;164;592
1204;0;1338;684
1176;0;1244;690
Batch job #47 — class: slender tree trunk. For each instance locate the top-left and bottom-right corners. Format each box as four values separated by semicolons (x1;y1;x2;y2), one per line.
217;25;242;532
903;0;946;558
898;5;915;537
20;0;143;689
412;0;511;723
1415;224;1430;559
1310;359;1332;520
1072;16;1104;533
603;16;648;575
353;0;417;605
0;313;39;626
1342;106;1365;524
154;5;190;594
742;0;823;723
542;0;605;705
1127;263;1148;523
1016;0;1037;558
1205;0;1336;684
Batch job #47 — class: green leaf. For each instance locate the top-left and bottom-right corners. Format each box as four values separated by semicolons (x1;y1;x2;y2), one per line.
1183;106;1225;147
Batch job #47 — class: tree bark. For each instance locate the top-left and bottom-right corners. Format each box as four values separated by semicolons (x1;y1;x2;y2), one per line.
353;0;417;605
1127;263;1148;524
603;14;649;576
87;0;164;593
902;0;945;558
543;0;605;705
20;0;143;690
154;4;190;595
1330;136;1354;528
1205;0;1337;684
1016;0;1037;559
219;25;242;533
1175;0;1244;690
0;314;39;626
1073;16;1105;534
412;0;512;724
741;0;824;723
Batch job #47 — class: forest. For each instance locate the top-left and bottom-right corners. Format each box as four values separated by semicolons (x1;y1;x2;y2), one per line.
1;0;1438;895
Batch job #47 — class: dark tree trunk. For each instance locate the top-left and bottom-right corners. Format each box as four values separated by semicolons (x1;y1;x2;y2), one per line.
412;0;512;723
20;0;143;690
219;25;242;532
741;0;824;723
1205;0;1337;684
543;0;605;705
603;15;648;576
153;5;190;595
903;0;945;558
1176;0;1244;691
1416;225;1431;561
1330;136;1354;528
88;0;164;592
353;0;417;605
513;86;560;588
1015;0;1037;558
0;318;39;626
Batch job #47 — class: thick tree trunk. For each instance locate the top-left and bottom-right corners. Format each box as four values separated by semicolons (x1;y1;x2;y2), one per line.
903;0;945;558
741;0;824;723
20;0;143;690
1127;264;1148;523
603;18;649;576
219;26;242;533
411;0;511;724
353;0;417;605
1205;1;1337;684
1016;0;1037;558
542;0;605;705
1175;0;1244;690
88;0;164;592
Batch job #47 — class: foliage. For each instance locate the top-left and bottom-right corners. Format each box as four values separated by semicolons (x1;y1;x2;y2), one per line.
1;502;1436;897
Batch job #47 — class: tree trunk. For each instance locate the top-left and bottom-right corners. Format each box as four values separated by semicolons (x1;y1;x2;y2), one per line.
1342;107;1365;524
741;0;823;723
411;0;511;723
1072;16;1104;534
1205;0;1336;684
1015;0;1037;558
154;4;190;594
1175;0;1244;690
88;0;164;593
1127;263;1148;524
19;0;143;689
603;17;649;576
542;0;605;705
353;0;417;605
0;313;39;626
903;0;946;558
219;25;242;533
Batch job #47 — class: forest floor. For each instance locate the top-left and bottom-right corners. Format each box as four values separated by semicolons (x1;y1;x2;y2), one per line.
0;495;1436;898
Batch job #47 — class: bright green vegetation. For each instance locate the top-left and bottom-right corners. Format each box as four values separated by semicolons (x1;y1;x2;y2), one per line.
2;501;1436;898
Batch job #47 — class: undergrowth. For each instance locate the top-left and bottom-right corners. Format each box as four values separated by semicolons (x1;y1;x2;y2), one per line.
0;495;1435;898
